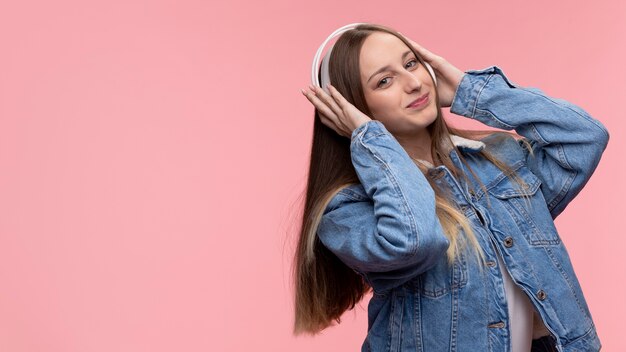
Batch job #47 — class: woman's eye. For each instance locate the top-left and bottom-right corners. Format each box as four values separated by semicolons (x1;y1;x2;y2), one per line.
376;60;419;88
406;59;418;68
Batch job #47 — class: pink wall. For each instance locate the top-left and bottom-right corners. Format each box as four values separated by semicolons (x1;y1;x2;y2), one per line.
0;0;623;351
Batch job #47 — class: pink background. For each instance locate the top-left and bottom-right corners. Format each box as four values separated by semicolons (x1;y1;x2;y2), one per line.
0;0;623;351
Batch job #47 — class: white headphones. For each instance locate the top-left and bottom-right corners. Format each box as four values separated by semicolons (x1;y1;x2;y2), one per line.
311;23;437;95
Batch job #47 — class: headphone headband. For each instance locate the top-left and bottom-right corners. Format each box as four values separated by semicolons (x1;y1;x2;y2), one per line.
310;23;367;94
310;23;437;95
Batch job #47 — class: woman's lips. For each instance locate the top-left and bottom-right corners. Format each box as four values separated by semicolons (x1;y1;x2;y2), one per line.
407;93;429;109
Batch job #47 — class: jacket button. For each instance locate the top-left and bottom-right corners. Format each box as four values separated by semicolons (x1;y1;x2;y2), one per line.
503;237;514;248
486;261;497;267
536;290;547;300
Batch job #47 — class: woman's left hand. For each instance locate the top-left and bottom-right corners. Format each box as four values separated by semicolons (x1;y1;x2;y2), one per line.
400;34;466;108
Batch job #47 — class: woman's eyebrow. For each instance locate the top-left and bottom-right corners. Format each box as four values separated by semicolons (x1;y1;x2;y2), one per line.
367;50;414;83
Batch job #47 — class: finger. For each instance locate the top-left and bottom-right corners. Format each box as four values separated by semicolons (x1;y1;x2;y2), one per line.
304;87;340;123
326;84;343;103
311;85;344;124
326;85;354;132
327;86;362;137
302;87;331;113
403;37;440;63
404;37;426;53
313;85;343;112
326;84;352;111
301;86;336;130
413;44;438;62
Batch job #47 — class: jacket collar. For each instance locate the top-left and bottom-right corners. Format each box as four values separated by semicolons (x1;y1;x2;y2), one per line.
449;134;486;152
413;134;485;169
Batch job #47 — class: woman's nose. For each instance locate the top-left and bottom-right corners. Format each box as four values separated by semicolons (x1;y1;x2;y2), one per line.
403;71;423;92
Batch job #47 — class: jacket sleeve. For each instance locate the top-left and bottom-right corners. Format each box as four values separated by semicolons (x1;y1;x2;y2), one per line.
317;120;450;292
450;65;610;219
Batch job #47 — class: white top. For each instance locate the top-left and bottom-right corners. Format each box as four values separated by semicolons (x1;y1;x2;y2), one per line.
495;249;534;352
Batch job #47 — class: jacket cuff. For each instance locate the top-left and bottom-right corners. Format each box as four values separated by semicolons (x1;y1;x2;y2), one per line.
450;65;520;119
350;120;387;142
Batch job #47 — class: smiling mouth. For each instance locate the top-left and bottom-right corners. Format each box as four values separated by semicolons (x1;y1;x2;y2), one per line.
407;93;429;108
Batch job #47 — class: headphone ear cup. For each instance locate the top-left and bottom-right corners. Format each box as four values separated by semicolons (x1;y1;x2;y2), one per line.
424;62;437;86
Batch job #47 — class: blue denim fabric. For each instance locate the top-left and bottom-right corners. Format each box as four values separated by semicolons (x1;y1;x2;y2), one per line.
317;66;609;352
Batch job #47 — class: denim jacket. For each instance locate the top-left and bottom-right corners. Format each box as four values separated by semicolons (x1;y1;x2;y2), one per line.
317;66;609;352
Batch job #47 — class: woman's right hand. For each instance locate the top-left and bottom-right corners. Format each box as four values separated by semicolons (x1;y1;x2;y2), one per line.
301;84;372;138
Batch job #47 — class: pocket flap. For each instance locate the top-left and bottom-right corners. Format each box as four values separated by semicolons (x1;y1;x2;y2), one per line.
487;162;542;199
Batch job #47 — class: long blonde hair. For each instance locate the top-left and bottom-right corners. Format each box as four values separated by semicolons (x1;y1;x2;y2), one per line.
292;23;535;336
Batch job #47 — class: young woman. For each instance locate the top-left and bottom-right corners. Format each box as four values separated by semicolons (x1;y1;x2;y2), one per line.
294;23;609;352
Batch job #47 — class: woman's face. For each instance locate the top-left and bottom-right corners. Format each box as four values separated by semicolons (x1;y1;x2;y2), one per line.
359;32;438;138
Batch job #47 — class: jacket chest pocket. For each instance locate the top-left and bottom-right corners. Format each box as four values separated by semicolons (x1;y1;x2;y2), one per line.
413;250;468;298
486;164;561;246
